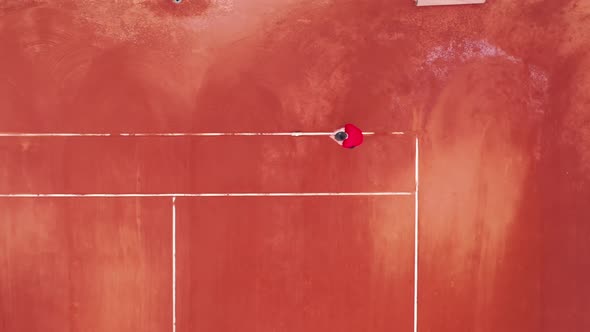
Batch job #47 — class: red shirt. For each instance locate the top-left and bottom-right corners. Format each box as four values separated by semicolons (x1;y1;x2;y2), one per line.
342;124;363;148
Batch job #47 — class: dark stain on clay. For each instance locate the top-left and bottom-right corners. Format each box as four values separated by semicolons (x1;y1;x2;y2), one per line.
145;0;211;18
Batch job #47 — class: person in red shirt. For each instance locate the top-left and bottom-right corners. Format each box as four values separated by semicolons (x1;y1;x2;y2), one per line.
330;123;364;149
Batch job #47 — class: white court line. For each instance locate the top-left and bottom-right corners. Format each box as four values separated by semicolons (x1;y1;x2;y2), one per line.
414;136;419;332
0;192;413;198
172;197;176;332
0;131;408;137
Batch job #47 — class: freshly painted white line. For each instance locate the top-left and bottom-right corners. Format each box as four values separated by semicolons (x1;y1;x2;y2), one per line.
414;136;419;332
172;197;176;332
0;131;409;137
0;192;414;198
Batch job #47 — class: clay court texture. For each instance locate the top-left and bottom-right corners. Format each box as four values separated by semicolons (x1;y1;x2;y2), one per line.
1;0;589;331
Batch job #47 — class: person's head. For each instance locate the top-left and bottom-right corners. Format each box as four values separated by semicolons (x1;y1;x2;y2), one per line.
334;131;348;141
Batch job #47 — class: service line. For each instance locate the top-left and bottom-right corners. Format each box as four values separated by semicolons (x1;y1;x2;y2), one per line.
414;136;420;332
172;197;176;332
0;131;410;137
0;192;414;198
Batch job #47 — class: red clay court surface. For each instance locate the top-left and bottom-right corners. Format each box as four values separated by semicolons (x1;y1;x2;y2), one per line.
1;1;589;332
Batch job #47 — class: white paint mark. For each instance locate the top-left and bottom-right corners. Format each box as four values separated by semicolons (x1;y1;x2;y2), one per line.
422;39;521;79
0;192;413;198
414;136;419;332
0;131;409;137
425;39;518;66
172;196;176;332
